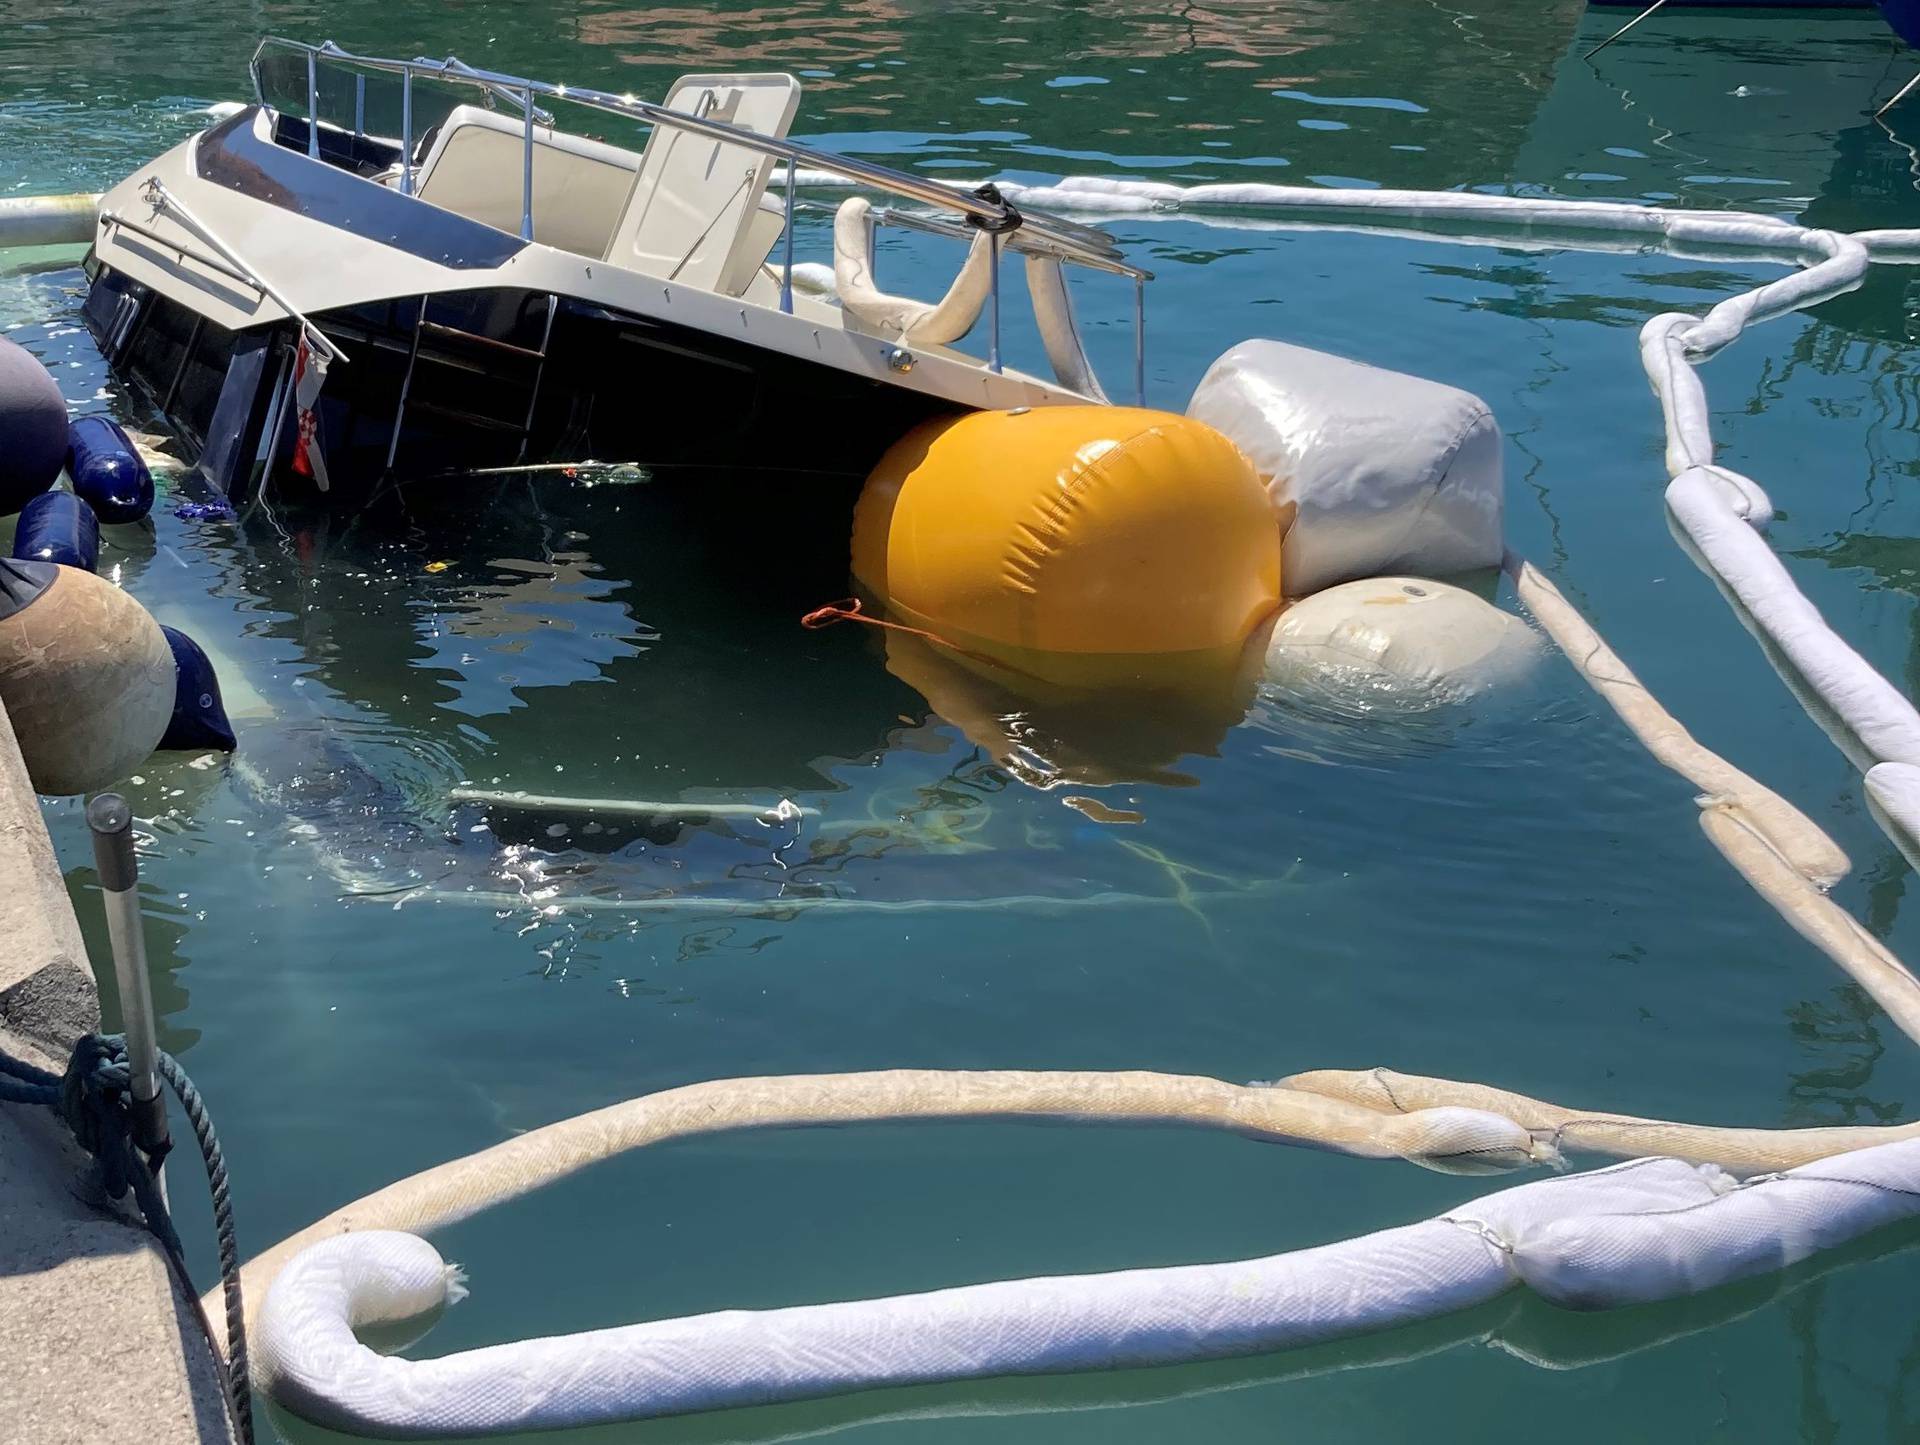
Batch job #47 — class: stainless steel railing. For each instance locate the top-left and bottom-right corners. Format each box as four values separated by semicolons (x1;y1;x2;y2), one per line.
115;170;348;362
247;36;1148;399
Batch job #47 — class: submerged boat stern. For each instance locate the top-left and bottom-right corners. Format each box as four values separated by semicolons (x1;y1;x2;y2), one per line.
81;69;1110;506
82;104;551;498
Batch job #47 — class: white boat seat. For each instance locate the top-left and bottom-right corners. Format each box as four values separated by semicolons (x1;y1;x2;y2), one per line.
1025;253;1108;400
832;196;992;345
413;105;641;259
604;73;801;296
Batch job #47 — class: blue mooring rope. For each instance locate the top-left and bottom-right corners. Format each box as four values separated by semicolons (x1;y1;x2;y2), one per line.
0;1034;253;1445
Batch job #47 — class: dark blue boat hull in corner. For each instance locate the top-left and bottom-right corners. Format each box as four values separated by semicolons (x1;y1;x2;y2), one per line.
1588;0;1920;51
1881;0;1920;47
1597;0;1866;7
1589;1;1868;8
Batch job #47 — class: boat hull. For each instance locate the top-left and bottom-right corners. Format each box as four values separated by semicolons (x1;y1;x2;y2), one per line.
1881;0;1920;46
1589;1;1870;8
81;106;1088;503
83;265;963;504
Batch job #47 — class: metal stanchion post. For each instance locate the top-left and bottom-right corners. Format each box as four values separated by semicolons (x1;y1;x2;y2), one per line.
87;794;170;1184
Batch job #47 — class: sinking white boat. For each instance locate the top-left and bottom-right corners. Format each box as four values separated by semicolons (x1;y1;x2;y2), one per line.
81;38;1145;499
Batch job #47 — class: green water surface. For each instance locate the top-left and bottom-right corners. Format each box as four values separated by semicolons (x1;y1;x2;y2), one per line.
11;1;1920;1439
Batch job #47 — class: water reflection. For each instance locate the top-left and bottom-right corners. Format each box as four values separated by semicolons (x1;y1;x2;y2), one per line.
165;490;1283;916
1793;122;1920;355
569;0;1584;185
66;867;201;1055
878;628;1255;792
219;475;920;794
581;2;908;80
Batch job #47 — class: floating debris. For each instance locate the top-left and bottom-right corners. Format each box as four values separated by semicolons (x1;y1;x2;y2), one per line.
1061;795;1144;825
173;498;235;521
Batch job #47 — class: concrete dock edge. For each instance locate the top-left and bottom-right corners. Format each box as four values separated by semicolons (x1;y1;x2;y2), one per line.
0;696;235;1445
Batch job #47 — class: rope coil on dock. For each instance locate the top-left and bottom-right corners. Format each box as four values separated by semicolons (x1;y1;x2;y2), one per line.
0;1034;251;1442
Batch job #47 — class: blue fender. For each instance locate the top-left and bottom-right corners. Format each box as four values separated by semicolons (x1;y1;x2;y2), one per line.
157;626;236;752
11;491;99;572
66;416;154;525
1883;0;1920;47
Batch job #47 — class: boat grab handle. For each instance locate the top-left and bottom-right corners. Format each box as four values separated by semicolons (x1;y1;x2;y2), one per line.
135;160;347;363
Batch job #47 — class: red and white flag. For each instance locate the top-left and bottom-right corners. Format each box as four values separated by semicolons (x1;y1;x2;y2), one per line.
289;328;332;493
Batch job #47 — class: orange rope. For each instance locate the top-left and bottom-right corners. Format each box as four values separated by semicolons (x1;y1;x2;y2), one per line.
801;596;901;633
800;597;1047;683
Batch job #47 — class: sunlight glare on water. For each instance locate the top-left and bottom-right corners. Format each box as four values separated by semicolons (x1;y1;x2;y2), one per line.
11;1;1920;1439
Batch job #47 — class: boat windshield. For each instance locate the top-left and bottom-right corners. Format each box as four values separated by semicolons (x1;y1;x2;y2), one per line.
254;48;495;153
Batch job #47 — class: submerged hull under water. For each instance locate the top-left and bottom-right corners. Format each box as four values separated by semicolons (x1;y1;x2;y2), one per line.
216;716;1292;919
83;263;961;507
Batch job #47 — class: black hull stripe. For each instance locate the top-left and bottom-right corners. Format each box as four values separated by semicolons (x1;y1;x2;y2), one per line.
193;107;529;271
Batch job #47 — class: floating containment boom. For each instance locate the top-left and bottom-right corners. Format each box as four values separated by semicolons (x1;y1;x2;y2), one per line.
247;1072;1920;1438
0;193;99;249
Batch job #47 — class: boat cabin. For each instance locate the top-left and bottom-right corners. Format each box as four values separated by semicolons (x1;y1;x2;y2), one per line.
80;40;1148;503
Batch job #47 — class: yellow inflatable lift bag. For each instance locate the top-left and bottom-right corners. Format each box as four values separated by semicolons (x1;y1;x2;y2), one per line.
851;406;1281;683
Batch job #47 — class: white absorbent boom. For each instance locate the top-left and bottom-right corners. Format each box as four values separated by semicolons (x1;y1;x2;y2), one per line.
255;1128;1920;1438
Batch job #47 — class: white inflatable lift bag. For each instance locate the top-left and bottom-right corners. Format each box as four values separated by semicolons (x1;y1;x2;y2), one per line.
1187;339;1504;597
1261;576;1541;697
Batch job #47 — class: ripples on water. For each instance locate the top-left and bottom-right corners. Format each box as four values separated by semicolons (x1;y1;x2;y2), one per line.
14;3;1920;1440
